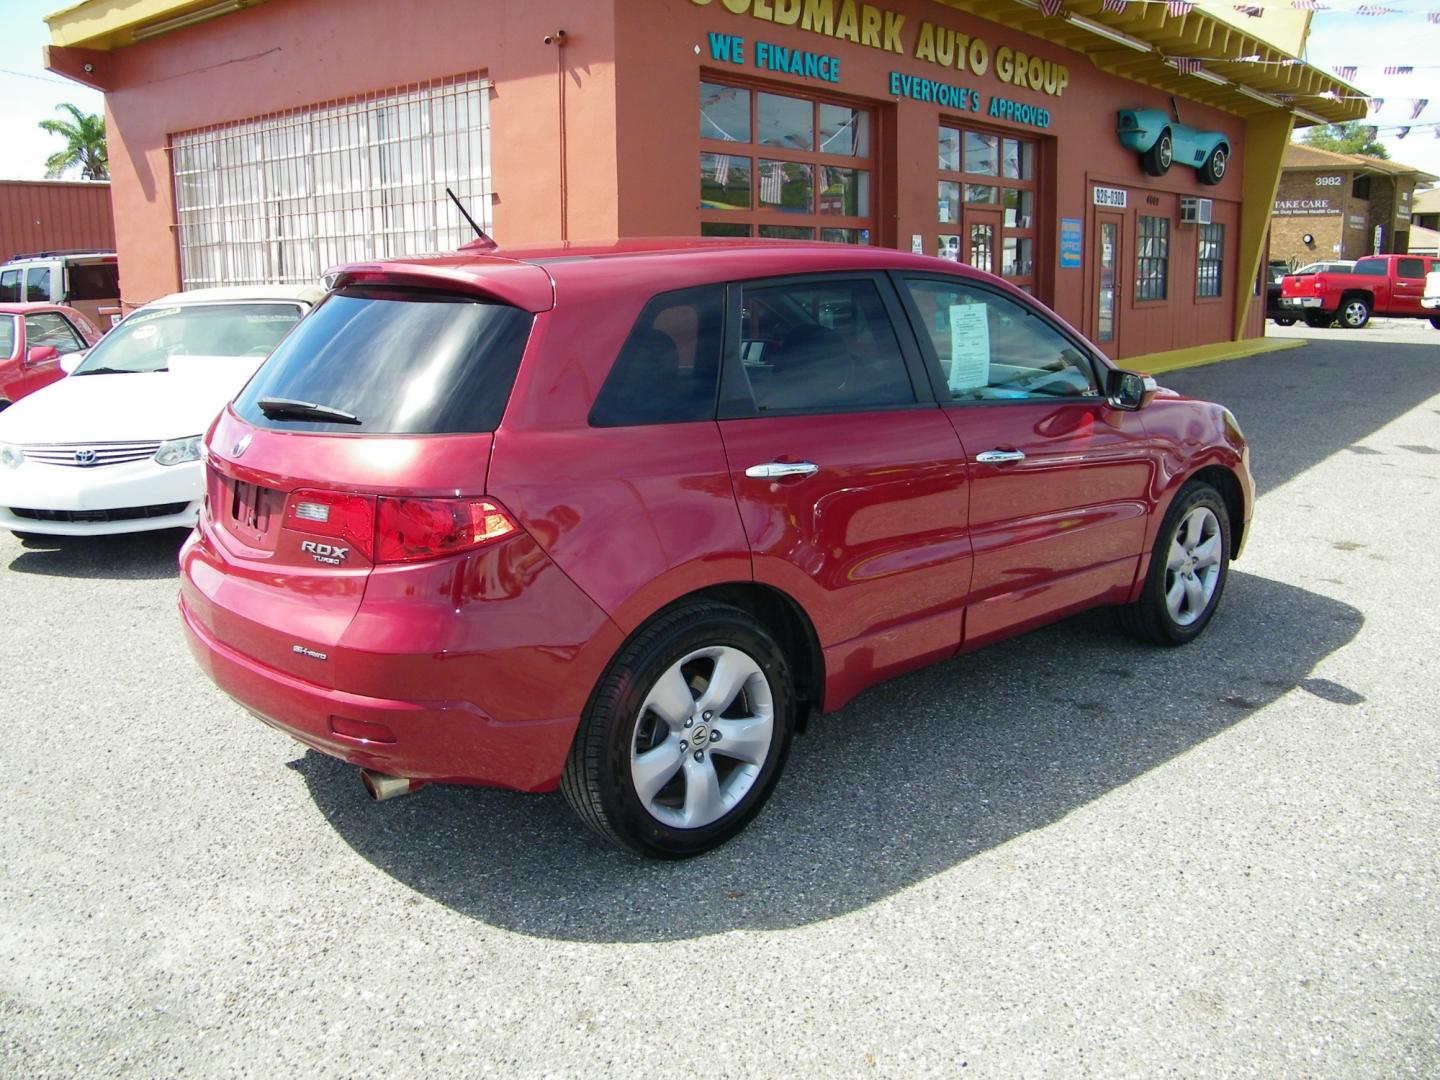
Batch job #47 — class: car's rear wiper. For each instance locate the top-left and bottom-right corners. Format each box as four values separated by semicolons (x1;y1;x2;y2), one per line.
257;396;362;425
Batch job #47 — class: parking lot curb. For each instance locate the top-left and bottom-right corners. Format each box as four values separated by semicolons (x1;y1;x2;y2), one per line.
1132;336;1305;376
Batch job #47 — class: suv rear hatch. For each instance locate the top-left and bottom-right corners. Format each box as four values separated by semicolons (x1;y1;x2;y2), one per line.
182;280;539;687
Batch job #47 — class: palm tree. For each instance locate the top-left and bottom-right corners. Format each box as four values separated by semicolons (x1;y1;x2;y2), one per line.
39;104;109;181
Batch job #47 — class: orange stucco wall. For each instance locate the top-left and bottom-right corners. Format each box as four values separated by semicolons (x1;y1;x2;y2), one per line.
613;0;1251;358
51;0;1264;357
55;0;621;304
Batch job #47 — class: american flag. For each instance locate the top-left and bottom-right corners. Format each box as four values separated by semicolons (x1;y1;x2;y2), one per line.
1233;5;1262;16
1431;12;1440;24
1039;0;1065;15
1383;66;1413;75
1166;1;1194;14
1355;5;1396;14
1173;57;1204;75
1332;65;1358;81
1288;1;1323;10
1412;98;1430;119
1101;0;1127;12
759;162;784;207
1396;126;1411;139
1369;97;1385;113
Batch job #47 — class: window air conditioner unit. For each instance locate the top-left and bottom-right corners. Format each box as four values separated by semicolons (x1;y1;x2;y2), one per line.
1180;197;1213;225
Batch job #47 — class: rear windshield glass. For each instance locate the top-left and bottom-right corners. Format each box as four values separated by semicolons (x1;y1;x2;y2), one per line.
1354;260;1387;277
73;302;304;375
0;316;15;358
66;262;119;301
233;287;533;434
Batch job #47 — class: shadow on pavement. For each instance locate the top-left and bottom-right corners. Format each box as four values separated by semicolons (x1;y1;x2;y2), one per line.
292;569;1362;942
1162;339;1440;496
5;529;187;581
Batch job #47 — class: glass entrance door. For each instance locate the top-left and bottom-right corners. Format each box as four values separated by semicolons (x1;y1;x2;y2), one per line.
965;207;1003;275
1094;212;1123;351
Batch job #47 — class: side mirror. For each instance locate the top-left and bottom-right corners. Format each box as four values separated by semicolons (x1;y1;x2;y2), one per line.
59;352;85;375
26;345;60;367
1106;368;1157;411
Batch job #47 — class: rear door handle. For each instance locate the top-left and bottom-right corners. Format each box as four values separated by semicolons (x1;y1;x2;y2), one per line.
976;450;1026;464
745;461;819;480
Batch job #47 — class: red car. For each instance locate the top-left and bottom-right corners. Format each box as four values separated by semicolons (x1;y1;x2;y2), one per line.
179;239;1252;858
1280;253;1439;330
0;302;102;411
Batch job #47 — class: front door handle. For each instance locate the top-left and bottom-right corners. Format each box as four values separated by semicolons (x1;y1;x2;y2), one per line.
976;450;1026;464
745;461;819;480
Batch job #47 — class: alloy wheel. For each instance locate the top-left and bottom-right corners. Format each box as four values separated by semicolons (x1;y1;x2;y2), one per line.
1164;506;1223;627
629;645;775;829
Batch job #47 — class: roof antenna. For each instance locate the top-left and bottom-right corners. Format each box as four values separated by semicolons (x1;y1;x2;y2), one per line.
448;187;496;250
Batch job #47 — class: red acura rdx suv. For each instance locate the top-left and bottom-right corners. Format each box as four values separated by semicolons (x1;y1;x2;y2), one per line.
180;239;1251;857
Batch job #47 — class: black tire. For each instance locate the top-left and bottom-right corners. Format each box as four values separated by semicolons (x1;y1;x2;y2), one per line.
1429;316;1440;330
561;601;796;858
1272;316;1297;327
1303;310;1332;329
1140;128;1174;177
1198;144;1228;185
10;532;42;541
1338;295;1371;330
1119;482;1231;647
0;399;10;413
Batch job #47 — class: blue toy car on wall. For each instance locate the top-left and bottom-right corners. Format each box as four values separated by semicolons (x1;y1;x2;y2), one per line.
1116;109;1229;185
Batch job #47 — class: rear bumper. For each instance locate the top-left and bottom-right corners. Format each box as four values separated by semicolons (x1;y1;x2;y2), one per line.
180;593;580;792
1280;296;1324;309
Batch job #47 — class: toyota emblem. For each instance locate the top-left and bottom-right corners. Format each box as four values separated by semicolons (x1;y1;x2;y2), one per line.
74;449;98;466
232;434;252;458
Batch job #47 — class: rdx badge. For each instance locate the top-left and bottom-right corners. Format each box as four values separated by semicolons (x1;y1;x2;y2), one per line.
300;540;349;565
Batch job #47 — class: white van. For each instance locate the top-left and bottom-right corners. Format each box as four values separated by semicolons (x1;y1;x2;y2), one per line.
0;250;120;329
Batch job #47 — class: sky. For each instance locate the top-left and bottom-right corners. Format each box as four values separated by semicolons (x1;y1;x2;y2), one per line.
0;1;1435;181
0;0;103;181
1301;6;1440;179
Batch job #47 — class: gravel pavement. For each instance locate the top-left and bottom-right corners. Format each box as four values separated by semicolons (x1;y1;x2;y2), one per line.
2;337;1437;1077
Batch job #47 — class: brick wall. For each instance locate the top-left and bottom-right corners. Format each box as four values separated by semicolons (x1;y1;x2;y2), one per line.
1271;169;1350;267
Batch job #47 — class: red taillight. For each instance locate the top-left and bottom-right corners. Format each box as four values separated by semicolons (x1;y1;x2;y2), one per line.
374;497;518;564
284;489;377;561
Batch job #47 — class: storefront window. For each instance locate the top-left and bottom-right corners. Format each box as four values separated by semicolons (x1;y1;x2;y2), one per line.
963;132;999;175
937;124;1038;290
1197;223;1224;298
699;80;874;244
819;103;869;156
757;92;814;150
700;82;750;143
1137;216;1170;302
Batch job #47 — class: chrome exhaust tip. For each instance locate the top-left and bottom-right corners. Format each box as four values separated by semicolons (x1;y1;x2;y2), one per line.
360;769;416;802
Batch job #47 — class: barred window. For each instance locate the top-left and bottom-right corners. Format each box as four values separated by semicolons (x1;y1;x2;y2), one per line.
1136;216;1170;302
171;75;490;290
1197;223;1224;298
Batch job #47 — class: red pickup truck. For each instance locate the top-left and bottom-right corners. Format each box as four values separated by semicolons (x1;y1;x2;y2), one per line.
1280;253;1439;330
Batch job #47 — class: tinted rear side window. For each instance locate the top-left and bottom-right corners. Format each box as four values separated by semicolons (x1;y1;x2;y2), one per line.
0;270;19;302
1354;260;1387;277
66;263;119;301
590;286;724;427
235;288;533;434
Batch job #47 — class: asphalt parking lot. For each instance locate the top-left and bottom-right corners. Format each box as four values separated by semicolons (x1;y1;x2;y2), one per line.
2;337;1438;1077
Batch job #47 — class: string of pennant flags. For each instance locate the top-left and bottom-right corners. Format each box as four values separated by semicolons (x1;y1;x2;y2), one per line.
1032;0;1437;127
1038;1;1440;15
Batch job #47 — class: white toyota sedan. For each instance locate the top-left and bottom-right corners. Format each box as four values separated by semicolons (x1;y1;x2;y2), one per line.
0;285;322;537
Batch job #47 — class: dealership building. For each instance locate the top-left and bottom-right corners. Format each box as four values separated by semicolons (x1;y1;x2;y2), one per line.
44;0;1362;362
1269;143;1436;269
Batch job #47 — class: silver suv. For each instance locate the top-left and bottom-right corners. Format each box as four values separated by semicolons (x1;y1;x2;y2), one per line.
0;250;120;328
